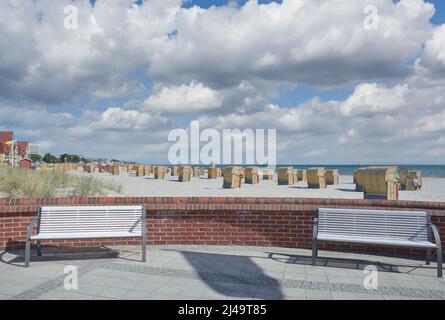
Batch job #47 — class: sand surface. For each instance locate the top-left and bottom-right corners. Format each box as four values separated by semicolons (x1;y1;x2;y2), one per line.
64;171;445;202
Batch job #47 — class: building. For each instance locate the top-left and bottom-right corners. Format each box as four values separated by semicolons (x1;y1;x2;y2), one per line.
19;158;32;169
28;143;40;156
0;131;31;167
16;141;30;162
0;131;14;165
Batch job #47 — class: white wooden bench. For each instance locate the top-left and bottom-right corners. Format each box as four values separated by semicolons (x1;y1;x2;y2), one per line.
25;205;147;267
312;208;443;277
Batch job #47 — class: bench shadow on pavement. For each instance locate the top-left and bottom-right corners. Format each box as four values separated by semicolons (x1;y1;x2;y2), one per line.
265;251;435;274
0;239;121;268
164;249;283;299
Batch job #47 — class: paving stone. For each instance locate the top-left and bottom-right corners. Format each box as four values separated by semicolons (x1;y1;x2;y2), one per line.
281;288;306;298
355;293;385;300
305;289;333;300
383;295;411;300
37;289;101;300
307;274;329;283
69;283;107;296
97;287;129;299
121;288;157;300
331;292;359;300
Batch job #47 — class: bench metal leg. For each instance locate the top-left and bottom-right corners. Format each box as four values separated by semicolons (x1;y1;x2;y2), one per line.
25;239;31;268
141;205;147;263
141;239;146;262
430;224;442;278
312;240;317;265
36;240;42;257
426;248;431;265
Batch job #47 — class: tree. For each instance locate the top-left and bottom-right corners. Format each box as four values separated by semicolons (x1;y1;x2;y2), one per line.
59;153;69;163
43;153;60;164
59;154;82;163
30;154;42;162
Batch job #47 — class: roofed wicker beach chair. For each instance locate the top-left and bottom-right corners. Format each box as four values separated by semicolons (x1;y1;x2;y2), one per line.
144;165;152;176
179;166;192;182
127;164;134;173
263;168;274;180
208;166;218;179
298;169;307;183
154;166;167;179
192;166;200;177
325;169;339;185
354;167;366;191
306;167;326;189
363;166;399;200
112;164;120;176
223;167;242;188
277;167;294;185
244;167;259;184
84;163;95;173
293;169;300;182
136;165;145;177
170;166;179;176
407;170;422;191
399;168;409;190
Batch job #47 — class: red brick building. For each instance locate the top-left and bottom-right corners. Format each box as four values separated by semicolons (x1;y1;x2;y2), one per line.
0;132;30;166
19;159;32;169
16;141;29;161
0;131;14;164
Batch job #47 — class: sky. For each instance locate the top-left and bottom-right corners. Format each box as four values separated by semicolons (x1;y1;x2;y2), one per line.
0;0;445;165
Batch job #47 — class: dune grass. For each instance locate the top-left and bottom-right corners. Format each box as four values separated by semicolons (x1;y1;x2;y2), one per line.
0;168;123;198
72;175;123;197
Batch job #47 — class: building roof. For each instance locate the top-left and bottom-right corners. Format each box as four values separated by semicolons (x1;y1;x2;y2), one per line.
0;131;13;155
0;131;13;143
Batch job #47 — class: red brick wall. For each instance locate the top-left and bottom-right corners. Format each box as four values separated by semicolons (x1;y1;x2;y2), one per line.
1;197;444;257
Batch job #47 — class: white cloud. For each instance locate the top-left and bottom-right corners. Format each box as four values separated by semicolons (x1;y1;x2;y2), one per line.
84;107;168;130
0;0;444;164
337;129;360;145
417;24;445;76
302;148;327;159
410;112;445;135
339;83;408;117
149;0;434;88
144;81;223;113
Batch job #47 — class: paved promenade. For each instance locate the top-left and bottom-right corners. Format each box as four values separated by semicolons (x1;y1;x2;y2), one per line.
1;245;444;300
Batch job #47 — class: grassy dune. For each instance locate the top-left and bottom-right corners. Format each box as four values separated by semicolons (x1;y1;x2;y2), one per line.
0;168;123;198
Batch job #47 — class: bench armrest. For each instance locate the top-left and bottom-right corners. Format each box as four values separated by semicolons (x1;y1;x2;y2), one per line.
430;224;442;251
27;216;39;240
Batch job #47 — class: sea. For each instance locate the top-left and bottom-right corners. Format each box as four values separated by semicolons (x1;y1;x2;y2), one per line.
180;164;445;178
275;165;445;178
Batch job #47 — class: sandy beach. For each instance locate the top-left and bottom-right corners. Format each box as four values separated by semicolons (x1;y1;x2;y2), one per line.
56;171;445;202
